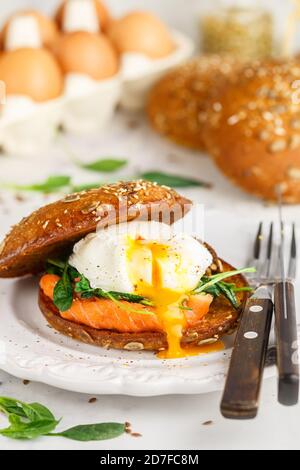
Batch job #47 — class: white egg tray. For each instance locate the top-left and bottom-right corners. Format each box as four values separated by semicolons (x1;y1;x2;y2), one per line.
0;29;194;156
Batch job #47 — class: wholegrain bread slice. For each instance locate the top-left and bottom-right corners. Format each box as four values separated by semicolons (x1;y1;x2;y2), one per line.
38;259;247;351
0;181;191;278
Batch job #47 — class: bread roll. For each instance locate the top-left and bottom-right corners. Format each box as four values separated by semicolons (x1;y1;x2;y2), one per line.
204;59;300;202
147;55;239;150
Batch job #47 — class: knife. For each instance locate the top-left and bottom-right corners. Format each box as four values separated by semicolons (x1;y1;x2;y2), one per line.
220;283;273;419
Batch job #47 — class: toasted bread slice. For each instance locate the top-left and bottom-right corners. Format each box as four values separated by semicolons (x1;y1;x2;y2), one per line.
0;181;191;278
38;259;248;351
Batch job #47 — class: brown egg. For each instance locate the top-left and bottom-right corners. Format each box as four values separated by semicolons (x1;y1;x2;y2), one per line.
55;0;111;32
107;11;175;59
0;48;63;101
53;31;119;80
0;10;58;50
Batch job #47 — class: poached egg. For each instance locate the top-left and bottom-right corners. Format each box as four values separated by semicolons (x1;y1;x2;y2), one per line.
69;221;212;358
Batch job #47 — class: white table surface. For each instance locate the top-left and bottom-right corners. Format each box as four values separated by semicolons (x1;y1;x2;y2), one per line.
0;108;299;451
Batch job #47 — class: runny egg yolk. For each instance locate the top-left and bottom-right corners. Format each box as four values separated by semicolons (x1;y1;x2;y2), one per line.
126;237;222;359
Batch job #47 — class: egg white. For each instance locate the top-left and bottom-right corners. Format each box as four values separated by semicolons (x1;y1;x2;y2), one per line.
69;220;212;295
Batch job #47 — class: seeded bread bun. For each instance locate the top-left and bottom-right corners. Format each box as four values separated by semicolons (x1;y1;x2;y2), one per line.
204;59;300;203
0;181;191;278
147;55;239;151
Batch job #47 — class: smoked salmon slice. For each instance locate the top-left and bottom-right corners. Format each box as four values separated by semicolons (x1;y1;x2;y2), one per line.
40;274;213;334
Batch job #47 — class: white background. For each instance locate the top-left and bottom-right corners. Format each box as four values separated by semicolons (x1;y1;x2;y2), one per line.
0;0;300;451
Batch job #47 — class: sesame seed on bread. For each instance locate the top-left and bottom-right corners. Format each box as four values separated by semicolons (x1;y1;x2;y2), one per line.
0;181;191;278
147;55;239;151
204;59;300;202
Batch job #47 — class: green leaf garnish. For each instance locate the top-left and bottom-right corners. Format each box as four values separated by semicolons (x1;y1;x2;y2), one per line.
48;261;154;312
0;397;59;440
74;273;154;312
50;422;125;441
79;159;127;173
140;171;212;188
192;267;255;309
8;175;71;194
53;264;73;312
0;397;125;442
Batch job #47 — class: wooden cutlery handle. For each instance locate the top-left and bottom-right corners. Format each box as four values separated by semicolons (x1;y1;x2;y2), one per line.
221;297;273;419
274;282;299;406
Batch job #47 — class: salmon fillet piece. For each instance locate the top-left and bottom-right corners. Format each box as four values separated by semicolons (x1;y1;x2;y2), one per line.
40;274;213;334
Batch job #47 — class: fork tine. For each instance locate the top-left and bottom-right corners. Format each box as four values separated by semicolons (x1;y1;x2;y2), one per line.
254;222;263;259
265;222;274;279
248;222;263;281
288;223;297;280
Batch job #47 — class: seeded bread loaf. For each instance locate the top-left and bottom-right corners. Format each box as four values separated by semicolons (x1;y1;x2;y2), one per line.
204;59;300;202
147;55;239;151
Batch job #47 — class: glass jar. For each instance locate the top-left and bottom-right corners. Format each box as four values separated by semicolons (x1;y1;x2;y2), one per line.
199;0;274;61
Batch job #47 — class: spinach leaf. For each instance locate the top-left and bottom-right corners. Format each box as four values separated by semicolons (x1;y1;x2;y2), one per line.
79;159;127;173
74;273;153;306
53;264;73;311
140;171;212;188
51;422;125;441
74;274;91;293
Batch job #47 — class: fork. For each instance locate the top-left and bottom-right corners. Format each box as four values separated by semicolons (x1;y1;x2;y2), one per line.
221;222;275;419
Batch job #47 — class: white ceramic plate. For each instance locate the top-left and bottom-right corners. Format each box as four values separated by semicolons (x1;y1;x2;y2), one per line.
0;203;282;396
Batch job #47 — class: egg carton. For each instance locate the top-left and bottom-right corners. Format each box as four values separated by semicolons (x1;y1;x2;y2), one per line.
0;29;194;156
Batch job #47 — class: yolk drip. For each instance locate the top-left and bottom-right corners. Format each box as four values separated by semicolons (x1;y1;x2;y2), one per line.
126;238;223;359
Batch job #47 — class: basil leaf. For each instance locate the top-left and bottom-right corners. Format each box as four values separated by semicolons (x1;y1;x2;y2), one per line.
80;159;127;173
12;175;71;194
51;422;125;441
0;398;55;422
26;403;56;422
0;397;28;418
53;266;73;311
0;397;124;442
140;171;212;188
0;417;58;440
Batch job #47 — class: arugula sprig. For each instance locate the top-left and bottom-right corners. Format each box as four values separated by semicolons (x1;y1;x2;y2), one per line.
46;259;153;312
192;268;255;309
0;397;125;441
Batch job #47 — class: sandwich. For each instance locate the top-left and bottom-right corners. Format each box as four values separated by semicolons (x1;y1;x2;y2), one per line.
0;181;250;359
